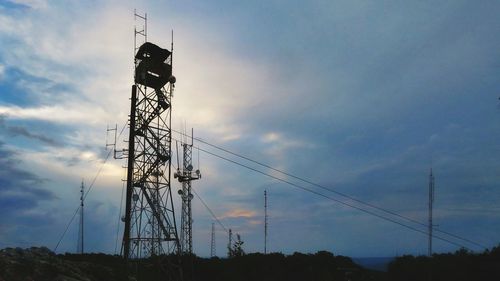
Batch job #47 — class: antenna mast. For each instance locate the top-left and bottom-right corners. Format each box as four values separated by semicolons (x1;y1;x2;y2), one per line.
264;190;268;254
210;223;216;257
428;168;435;257
77;180;84;254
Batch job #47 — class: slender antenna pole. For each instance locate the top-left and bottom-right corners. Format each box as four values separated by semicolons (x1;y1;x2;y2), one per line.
176;140;180;169
77;180;84;254
114;124;117;151
428;168;435;257
210;223;216;257
105;124;109;150
264;190;268;254
171;30;174;67
82;181;84;254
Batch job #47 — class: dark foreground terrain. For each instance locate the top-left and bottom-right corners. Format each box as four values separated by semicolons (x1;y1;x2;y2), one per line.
1;246;499;281
0;247;378;281
387;246;500;281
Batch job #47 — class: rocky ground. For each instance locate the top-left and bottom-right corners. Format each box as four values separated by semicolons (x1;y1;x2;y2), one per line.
0;247;380;281
0;247;126;281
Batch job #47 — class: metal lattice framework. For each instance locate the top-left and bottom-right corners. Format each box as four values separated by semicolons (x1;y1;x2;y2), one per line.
124;81;178;258
176;138;200;255
180;144;193;254
122;12;182;281
210;223;215;257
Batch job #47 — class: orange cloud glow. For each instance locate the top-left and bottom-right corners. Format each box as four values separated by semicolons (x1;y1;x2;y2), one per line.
222;209;257;219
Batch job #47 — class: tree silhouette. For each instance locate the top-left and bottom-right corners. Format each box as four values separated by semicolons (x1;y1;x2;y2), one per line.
228;234;245;258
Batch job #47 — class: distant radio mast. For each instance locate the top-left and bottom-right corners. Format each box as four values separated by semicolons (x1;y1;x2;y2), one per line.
428;168;435;257
77;180;84;254
210;223;216;257
264;190;268;254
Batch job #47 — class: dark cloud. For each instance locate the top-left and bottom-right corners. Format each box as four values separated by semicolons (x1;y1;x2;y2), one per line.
0;140;58;248
0;139;118;252
0;140;57;228
55;155;81;167
0;1;30;11
5;125;62;146
0;65;80;107
0;115;63;147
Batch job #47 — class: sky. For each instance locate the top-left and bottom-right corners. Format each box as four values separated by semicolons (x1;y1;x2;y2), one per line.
0;0;500;258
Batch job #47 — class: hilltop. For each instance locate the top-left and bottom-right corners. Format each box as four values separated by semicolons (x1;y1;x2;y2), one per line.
2;246;500;281
0;247;380;281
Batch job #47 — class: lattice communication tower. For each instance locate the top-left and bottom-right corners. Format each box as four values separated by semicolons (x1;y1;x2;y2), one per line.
210;223;216;257
121;11;181;280
175;130;201;255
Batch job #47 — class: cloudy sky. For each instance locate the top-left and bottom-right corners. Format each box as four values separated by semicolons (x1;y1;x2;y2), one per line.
1;0;499;258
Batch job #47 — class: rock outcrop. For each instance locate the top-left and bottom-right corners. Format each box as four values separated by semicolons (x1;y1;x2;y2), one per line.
0;247;123;281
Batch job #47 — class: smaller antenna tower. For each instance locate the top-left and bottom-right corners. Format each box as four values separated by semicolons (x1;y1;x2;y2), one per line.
77;180;84;254
175;128;201;255
210;223;216;257
428;168;435;257
264;190;268;254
